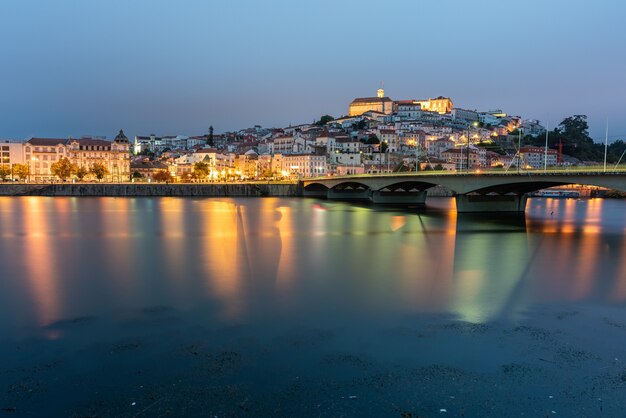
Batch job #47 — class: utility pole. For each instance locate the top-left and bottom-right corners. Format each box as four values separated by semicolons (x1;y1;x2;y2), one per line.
466;129;470;173
604;119;608;172
543;123;548;173
517;129;521;174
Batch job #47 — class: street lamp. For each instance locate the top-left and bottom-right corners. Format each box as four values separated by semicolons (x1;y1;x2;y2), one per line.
466;121;479;173
29;156;38;183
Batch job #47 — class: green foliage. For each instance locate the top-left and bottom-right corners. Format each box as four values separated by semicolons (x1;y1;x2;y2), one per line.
208;125;214;146
523;114;625;163
365;134;380;144
132;170;144;179
90;163;109;181
12;163;29;180
51;158;77;180
0;165;11;180
152;170;173;183
352;120;367;130
314;115;334;126
75;166;89;181
476;141;506;155
380;141;388;154
193;161;210;180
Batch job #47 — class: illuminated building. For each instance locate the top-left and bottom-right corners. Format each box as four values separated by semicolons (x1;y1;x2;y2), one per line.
414;96;454;114
281;154;327;178
349;88;394;116
0;141;25;178
24;138;70;182
67;130;131;181
520;146;558;169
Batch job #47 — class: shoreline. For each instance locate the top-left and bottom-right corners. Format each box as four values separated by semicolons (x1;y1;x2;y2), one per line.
0;183;622;199
0;183;300;197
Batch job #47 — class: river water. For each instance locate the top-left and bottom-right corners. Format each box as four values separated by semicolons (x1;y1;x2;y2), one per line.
0;196;625;417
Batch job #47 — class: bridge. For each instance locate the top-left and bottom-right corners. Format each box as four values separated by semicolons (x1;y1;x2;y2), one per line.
301;170;626;212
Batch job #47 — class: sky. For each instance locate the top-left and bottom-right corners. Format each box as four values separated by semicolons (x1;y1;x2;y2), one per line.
1;0;625;142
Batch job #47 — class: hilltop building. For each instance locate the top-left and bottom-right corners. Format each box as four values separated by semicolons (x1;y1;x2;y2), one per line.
349;88;394;116
414;96;454;114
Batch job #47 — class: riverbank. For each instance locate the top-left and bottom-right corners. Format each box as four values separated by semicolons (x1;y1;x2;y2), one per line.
0;183;299;197
0;183;453;198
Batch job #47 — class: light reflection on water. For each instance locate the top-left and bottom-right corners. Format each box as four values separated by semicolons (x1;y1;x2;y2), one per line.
0;196;625;339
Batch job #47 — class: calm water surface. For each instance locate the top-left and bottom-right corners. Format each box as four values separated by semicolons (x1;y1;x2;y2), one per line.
0;197;625;416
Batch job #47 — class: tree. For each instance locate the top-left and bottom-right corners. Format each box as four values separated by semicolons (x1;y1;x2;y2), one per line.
193;161;210;181
0;165;10;180
12;163;29;181
152;170;173;183
132;171;144;179
51;157;77;181
75;166;89;181
314;115;334;126
558;115;589;142
380;141;388;154
90;163;109;182
208;125;214;147
365;134;380;144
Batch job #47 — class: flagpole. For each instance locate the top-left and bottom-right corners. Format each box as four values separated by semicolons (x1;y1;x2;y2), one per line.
604;119;608;172
543;123;548;173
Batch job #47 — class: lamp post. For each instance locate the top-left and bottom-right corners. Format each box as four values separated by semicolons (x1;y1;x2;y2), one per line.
517;129;521;174
29;156;38;183
466;128;470;173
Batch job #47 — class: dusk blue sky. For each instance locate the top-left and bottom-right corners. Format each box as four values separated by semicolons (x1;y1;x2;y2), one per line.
1;0;625;142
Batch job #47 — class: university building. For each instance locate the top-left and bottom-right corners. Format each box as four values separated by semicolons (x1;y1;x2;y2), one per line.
349;89;394;116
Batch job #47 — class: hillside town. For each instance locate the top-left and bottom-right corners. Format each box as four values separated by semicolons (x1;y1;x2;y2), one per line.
1;89;594;183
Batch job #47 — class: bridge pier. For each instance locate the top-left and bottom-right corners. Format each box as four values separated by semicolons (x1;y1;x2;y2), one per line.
302;189;328;198
455;194;528;213
327;189;371;201
370;190;426;205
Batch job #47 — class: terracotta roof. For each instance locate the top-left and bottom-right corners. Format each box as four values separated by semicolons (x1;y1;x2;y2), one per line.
130;161;168;169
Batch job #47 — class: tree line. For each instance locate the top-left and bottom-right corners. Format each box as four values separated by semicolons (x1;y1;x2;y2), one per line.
0;158;110;181
525;115;626;163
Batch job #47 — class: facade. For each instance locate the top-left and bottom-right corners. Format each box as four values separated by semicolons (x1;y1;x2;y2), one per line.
451;108;479;123
24;138;70;182
379;129;399;152
396;102;422;120
349;89;394;116
130;160;169;180
415;96;453;114
0;140;25;167
271;136;294;154
442;148;482;170
520;119;546;137
282;154;327;178
67;130;131;181
520;146;558;169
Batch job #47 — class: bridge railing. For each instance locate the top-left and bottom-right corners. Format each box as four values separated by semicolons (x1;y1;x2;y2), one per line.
305;166;626;181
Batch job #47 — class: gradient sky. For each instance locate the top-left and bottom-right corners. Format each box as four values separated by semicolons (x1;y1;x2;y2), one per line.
1;0;625;142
